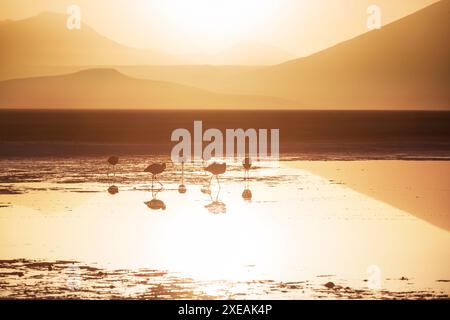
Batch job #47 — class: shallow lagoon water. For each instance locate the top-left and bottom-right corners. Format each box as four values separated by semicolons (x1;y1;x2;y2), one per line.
0;157;449;299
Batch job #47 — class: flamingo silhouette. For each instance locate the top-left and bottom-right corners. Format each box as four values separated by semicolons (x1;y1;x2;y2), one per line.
146;198;166;210
144;163;166;189
204;162;226;189
205;196;226;214
107;156;119;177
106;156;119;195
108;185;119;195
178;161;187;194
242;188;252;201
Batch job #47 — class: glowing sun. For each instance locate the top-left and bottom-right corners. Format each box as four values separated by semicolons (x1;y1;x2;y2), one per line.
160;0;278;50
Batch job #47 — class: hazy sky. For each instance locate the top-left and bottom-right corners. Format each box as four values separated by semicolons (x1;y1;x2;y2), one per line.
0;0;440;55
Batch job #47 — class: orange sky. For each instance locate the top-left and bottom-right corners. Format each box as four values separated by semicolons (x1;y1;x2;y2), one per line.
0;0;440;55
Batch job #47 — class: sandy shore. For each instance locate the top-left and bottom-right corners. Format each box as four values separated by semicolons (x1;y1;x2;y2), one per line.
288;161;450;231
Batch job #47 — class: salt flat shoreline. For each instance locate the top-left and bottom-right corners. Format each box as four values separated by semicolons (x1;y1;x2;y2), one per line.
287;160;450;232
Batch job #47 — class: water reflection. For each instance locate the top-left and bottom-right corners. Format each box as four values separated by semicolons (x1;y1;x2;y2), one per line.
107;185;119;195
144;187;166;211
1;157;449;299
145;198;166;211
107;156;119;177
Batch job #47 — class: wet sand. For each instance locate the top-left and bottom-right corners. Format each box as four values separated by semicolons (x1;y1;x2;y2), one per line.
290;161;450;231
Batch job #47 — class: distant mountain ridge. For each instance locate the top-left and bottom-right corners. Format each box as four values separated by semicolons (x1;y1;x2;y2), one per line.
0;1;448;109
0;11;186;68
0;12;296;69
244;0;450;108
0;68;296;109
114;0;449;110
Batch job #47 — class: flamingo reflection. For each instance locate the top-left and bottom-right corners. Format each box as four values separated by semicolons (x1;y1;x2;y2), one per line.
145;186;166;211
108;185;119;195
107;156;119;177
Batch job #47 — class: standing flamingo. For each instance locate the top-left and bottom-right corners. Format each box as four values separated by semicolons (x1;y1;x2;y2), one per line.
204;162;226;189
108;185;119;195
243;157;252;181
178;161;187;194
241;157;253;200
145;187;166;211
107;156;119;177
144;163;166;189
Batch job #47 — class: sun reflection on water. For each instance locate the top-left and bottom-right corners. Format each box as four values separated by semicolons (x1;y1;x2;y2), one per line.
0;159;449;299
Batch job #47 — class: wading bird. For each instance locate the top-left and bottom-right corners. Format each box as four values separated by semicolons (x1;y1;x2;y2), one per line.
107;156;119;176
204;162;226;189
242;157;253;200
205;194;226;214
144;163;166;189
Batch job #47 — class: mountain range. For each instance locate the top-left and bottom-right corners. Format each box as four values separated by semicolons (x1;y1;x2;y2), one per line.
0;69;295;109
0;0;448;109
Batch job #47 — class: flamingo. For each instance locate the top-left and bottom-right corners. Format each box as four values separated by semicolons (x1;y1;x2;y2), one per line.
107;156;119;176
144;163;166;189
204;162;226;189
178;161;187;194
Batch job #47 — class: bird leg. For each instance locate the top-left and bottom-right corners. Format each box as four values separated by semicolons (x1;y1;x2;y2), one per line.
208;175;213;189
156;176;164;189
